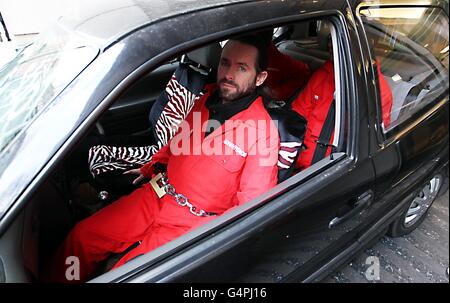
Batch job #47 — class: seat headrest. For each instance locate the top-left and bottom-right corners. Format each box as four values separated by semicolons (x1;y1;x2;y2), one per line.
182;43;222;74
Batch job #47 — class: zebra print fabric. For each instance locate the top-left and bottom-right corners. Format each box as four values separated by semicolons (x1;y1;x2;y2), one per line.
89;145;158;176
278;141;302;169
88;68;203;177
155;74;201;146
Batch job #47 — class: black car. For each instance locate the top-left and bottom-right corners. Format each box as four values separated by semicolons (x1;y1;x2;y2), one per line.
0;0;448;283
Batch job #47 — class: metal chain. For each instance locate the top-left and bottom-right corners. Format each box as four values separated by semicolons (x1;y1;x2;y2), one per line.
160;173;216;217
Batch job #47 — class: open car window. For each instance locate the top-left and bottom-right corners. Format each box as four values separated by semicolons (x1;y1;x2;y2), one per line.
85;19;345;282
5;16;346;283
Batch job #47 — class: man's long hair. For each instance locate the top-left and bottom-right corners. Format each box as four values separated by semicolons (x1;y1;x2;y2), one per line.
230;32;271;73
229;31;273;102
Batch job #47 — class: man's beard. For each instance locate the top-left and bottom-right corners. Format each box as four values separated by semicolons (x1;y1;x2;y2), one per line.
218;78;257;103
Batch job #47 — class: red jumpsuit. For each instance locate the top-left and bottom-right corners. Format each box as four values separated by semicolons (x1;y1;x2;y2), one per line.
292;60;392;170
51;85;279;282
292;60;335;170
266;43;311;101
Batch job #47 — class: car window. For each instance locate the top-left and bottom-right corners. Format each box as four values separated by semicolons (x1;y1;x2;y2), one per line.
0;24;98;153
359;6;449;132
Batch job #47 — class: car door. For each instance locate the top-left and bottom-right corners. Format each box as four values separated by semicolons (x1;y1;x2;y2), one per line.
90;2;378;283
355;4;449;241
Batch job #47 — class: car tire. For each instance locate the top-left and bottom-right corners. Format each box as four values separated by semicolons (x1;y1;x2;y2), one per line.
388;172;444;238
437;166;449;198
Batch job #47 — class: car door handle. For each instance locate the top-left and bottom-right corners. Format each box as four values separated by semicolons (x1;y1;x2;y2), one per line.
329;191;373;229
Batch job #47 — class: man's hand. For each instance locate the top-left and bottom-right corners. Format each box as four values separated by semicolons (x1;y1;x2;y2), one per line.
124;163;166;185
123;168;145;185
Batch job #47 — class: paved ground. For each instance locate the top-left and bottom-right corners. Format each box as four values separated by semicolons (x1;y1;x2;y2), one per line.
325;190;449;283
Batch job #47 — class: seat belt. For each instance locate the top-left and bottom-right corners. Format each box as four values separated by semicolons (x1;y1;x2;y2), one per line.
311;99;336;165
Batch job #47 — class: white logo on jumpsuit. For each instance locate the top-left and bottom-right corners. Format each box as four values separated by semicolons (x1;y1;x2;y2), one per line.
223;139;247;158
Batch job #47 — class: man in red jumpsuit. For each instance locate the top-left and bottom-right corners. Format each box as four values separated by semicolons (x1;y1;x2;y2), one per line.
292;36;392;170
50;35;280;282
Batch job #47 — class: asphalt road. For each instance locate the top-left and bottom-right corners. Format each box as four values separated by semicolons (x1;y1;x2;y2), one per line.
325;190;449;283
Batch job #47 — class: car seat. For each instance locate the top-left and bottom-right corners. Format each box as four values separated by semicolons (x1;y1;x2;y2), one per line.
148;43;222;146
278;20;332;71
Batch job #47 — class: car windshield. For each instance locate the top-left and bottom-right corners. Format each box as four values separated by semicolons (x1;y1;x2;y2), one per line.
0;23;98;153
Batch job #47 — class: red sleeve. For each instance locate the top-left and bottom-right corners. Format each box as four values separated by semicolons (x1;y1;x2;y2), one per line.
202;133;278;226
266;43;311;100
233;122;279;206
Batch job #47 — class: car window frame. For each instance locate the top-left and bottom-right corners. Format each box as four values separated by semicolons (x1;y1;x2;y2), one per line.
86;12;355;283
356;3;450;146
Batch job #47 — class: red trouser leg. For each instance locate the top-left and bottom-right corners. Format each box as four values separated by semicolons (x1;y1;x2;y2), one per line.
112;223;190;269
50;184;161;282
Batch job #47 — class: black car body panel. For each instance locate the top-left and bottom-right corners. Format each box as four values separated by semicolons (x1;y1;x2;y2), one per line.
0;0;448;283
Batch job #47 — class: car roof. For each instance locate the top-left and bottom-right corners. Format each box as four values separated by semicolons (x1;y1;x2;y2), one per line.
57;0;449;49
58;0;253;49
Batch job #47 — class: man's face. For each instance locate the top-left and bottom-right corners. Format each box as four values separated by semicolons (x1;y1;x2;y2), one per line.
217;40;267;103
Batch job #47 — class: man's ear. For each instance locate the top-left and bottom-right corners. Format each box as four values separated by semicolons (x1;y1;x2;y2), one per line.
255;71;268;87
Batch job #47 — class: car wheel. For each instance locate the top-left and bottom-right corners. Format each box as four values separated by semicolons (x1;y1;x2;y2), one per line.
437;166;449;198
388;173;443;238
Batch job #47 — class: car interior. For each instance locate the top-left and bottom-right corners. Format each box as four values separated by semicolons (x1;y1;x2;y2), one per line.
7;17;344;282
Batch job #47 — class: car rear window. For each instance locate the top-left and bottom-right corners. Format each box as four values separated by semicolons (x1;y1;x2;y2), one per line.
359;6;449;132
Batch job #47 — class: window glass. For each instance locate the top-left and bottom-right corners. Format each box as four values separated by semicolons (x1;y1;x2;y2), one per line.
360;7;449;131
0;24;98;153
